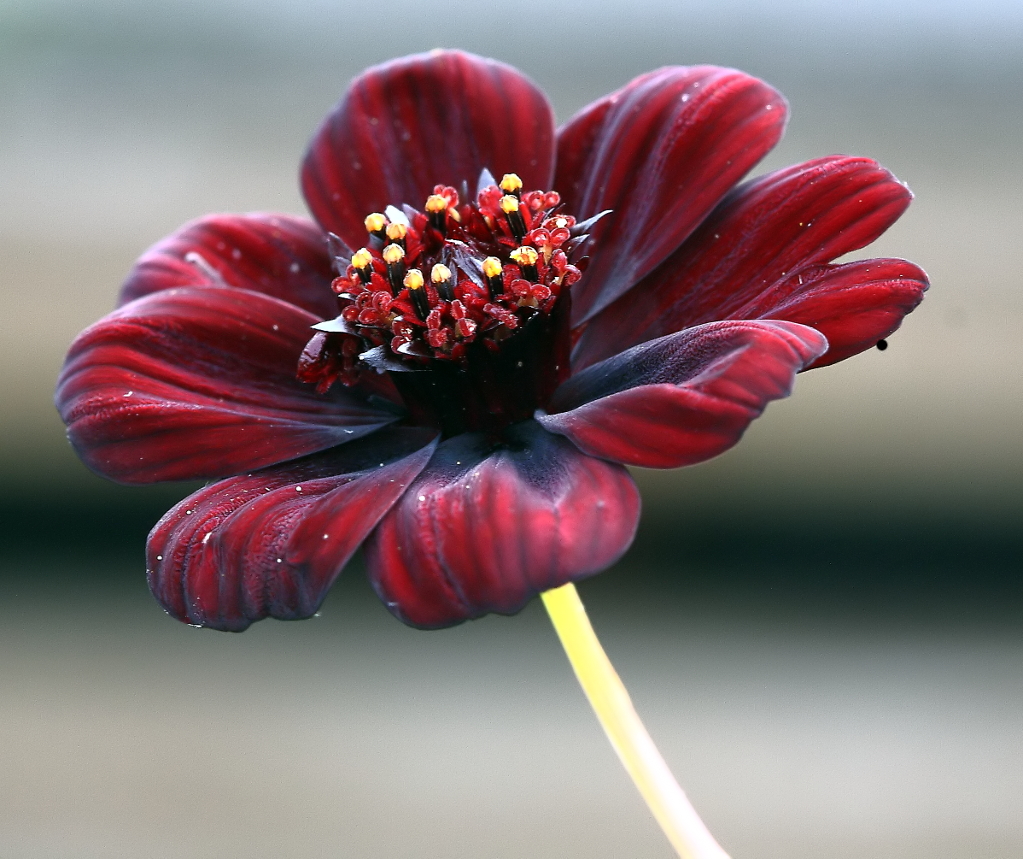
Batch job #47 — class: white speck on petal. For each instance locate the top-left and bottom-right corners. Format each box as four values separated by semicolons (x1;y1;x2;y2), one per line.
201;532;212;544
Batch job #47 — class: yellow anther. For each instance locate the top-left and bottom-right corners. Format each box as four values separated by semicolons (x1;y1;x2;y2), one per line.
404;268;431;319
425;194;448;213
351;247;373;270
500;194;521;214
482;256;505;300
364;212;387;234
510;246;539;267
430;263;455;301
511;245;540;282
482;257;503;279
385;222;407;242
382;243;405;265
403;269;425;290
499;173;523;194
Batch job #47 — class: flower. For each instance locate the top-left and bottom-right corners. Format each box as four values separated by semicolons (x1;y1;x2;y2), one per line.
55;50;927;631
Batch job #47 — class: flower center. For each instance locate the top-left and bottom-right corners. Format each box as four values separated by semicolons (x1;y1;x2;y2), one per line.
299;173;588;437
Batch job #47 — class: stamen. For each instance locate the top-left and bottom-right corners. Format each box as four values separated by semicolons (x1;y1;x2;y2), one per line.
482;256;504;300
425;194;448;234
385;221;407;250
351;247;374;286
431;263;455;301
364;212;388;242
382;243;406;295
499;173;523;198
403;269;430;321
310;171;584;383
500;195;527;242
510;246;539;282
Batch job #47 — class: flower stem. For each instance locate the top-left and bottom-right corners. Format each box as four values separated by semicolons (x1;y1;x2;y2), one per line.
541;583;730;859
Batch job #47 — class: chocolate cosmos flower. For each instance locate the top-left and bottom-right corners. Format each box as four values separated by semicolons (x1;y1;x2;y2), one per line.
56;50;927;631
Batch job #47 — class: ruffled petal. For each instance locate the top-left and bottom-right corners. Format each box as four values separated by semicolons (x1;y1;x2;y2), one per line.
147;428;437;631
118;213;337;320
302;50;556;246
574;156;914;369
734;258;928;368
364;421;640;629
56;286;398;484
537;320;826;469
555;66;787;324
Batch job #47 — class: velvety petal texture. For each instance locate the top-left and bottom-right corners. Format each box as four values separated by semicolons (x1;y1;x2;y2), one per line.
735;258;928;368
56;287;397;484
538;320;827;469
55;52;927;633
575;156;921;368
148;429;437;631
118;213;337;320
555;66;788;323
365;422;640;629
302;50;556;246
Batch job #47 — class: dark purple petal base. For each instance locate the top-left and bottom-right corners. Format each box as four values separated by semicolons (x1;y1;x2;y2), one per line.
540;320;827;468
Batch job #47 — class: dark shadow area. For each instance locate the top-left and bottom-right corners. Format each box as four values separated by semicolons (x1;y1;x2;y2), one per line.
611;502;1023;630
4;471;1019;630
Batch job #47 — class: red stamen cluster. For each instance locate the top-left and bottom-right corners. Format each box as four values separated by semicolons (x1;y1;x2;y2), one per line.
298;174;583;392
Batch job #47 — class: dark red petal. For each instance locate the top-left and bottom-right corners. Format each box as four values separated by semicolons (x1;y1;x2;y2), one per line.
364;421;640;629
538;320;826;469
555;66;787;324
735;258;928;368
148;428;437;631
575;156;914;369
56;286;397;484
118;213;337;319
302;50;556;246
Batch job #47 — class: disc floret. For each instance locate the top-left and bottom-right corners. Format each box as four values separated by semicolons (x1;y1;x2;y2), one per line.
298;173;584;407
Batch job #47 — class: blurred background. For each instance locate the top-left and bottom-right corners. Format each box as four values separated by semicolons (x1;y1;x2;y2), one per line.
2;0;1021;856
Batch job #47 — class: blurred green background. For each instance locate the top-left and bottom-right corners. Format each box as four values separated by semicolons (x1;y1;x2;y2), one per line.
1;1;1021;856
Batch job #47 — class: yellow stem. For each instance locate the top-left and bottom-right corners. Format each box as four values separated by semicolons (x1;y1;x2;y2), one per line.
541;583;730;859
